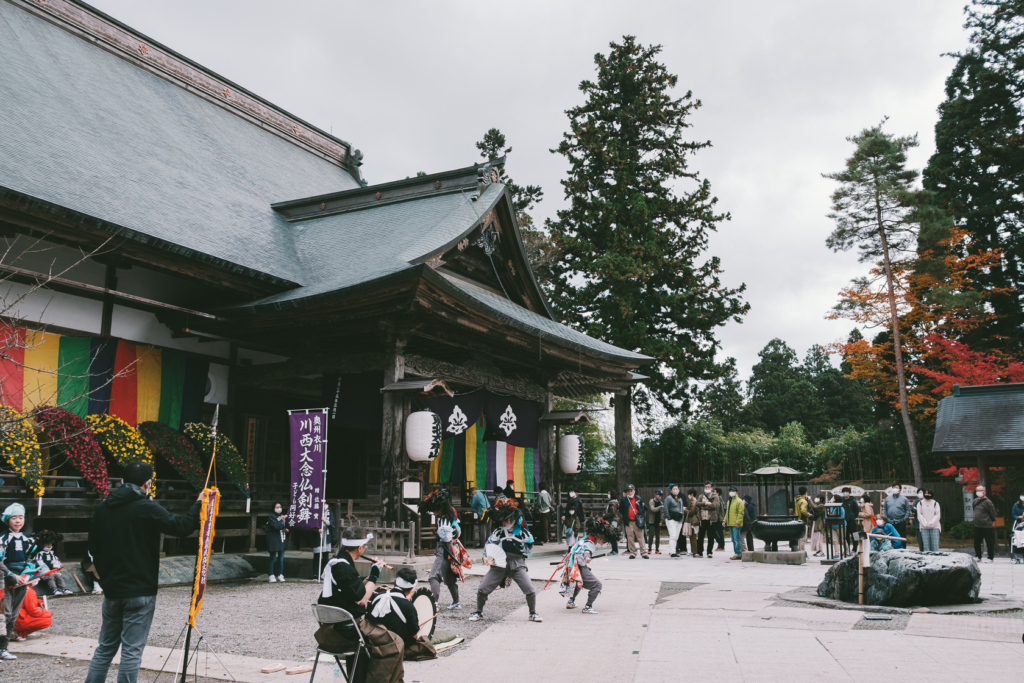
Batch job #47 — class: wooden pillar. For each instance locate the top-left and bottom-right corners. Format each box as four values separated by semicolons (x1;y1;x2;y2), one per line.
614;387;633;492
248;510;258;553
100;263;117;337
379;337;406;523
977;455;989;490
538;386;554;490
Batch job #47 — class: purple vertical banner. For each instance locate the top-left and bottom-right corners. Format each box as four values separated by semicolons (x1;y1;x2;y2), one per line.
288;410;325;530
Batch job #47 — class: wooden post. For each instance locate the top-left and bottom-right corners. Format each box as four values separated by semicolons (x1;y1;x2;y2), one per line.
858;536;865;605
379;335;406;523
100;263;117;338
538;386;554;493
555;424;562;543
614;388;633;493
248;510;257;553
977;455;989;491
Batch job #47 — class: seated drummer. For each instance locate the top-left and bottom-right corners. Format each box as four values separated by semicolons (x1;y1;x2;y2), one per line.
315;526;404;683
367;567;438;661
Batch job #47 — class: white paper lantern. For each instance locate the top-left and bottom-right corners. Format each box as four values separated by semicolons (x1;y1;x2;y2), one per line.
558;434;584;474
406;410;442;462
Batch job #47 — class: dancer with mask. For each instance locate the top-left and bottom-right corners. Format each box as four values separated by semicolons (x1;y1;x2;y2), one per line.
422;488;471;610
561;517;619;614
470;497;542;623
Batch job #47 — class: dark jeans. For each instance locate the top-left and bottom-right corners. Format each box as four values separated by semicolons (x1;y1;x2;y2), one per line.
697;520;715;556
645;518;661;551
974;527;996;560
268;550;284;576
85;595;157;683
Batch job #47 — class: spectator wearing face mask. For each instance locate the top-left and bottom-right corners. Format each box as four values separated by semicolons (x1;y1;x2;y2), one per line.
742;495;756;552
684;490;701;557
840;487;861;554
266;502;289;582
808;495;826;557
645;490;664;555
917;489;941;551
972;485;998;563
859;494;874;536
620;485;649;559
664;485;685;558
714;487;727;552
883;484;911;540
696;483;719;558
562;488;584;547
1012;492;1024;523
870;514;901;552
605;490;620;556
912;489;926;551
724;486;745;559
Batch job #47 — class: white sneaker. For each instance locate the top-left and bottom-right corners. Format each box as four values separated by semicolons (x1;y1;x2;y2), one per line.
468;612;482;622
447;602;461;610
984;558;994;564
93;586;103;595
529;612;543;622
268;575;277;583
0;649;17;660
277;575;286;582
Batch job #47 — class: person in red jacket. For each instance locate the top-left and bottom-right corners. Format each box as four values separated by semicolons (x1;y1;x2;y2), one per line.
14;588;51;639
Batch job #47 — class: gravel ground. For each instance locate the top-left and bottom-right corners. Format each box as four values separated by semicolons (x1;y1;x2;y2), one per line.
42;575;531;662
852;614;910;630
1;652;222;683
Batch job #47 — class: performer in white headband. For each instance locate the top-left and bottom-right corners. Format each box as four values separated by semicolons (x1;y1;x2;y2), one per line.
367;567;423;650
314;526;405;683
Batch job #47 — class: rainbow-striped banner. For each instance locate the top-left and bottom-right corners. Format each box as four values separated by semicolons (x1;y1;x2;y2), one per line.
0;327;208;428
428;416;538;493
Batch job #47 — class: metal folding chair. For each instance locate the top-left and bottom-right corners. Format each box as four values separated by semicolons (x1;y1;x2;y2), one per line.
310;604;365;683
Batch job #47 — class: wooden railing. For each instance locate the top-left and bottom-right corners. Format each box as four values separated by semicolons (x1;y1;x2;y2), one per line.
341;519;416;559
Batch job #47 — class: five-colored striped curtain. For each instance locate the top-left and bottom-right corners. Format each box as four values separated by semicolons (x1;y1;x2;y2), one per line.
427;415;539;493
0;327;208;428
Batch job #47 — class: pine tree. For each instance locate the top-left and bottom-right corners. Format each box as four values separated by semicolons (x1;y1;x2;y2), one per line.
824;121;925;487
547;36;748;413
474;129;557;285
697;357;745;432
923;0;1024;351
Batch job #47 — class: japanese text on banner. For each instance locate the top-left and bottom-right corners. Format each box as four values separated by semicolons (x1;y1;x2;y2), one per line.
288;411;325;529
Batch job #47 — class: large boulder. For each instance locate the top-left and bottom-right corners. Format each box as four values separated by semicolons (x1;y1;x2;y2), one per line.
817;549;981;606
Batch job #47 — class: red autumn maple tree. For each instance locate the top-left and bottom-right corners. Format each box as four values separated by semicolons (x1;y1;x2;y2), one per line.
914;333;1024;394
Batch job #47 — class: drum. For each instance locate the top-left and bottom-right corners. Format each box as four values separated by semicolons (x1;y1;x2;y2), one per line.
410;587;437;639
483;542;507;568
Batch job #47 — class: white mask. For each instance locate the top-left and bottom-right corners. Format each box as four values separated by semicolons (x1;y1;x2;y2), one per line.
1020;496;1024;501
976;490;984;497
729;491;736;497
274;508;282;514
570;492;577;498
704;489;712;495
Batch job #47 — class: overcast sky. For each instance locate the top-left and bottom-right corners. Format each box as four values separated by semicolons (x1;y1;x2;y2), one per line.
90;0;972;384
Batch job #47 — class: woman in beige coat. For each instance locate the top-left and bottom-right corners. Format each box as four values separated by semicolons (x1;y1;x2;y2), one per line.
684;490;702;557
859;494;875;534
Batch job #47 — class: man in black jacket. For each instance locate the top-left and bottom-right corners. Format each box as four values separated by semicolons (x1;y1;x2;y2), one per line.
840;487;861;555
84;462;204;683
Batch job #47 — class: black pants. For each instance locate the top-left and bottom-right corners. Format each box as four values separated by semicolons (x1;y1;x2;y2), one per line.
893;520;908;541
745;530;754;552
676;531;686;554
698;520;715;556
645;518;661;551
845;527;859;553
714;521;725;549
974;527;996;560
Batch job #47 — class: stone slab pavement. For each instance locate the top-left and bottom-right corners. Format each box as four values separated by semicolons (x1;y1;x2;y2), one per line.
404;550;1024;683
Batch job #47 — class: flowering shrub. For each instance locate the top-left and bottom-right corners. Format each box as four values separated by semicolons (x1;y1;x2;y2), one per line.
36;407;108;497
0;407;44;497
138;421;205;490
86;414;155;491
183;422;248;496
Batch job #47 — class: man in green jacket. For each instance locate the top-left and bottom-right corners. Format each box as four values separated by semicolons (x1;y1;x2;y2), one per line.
724;485;746;560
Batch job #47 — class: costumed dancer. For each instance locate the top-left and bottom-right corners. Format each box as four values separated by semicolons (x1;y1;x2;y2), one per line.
0;503;32;660
367;566;437;661
469;497;542;623
316;526;403;683
422;489;471;610
560;517;619;614
32;530;72;595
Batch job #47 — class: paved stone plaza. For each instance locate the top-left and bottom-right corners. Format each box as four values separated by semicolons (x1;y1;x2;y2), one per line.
6;546;1024;683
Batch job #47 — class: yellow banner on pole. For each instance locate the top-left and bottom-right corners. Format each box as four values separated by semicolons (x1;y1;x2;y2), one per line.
188;487;220;627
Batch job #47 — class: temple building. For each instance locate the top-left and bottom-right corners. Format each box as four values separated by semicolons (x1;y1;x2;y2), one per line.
0;0;651;551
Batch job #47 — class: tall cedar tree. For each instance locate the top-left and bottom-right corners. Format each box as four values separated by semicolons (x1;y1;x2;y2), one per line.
474;129;558;285
824;121;925;487
923;0;1024;352
547;37;747;414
